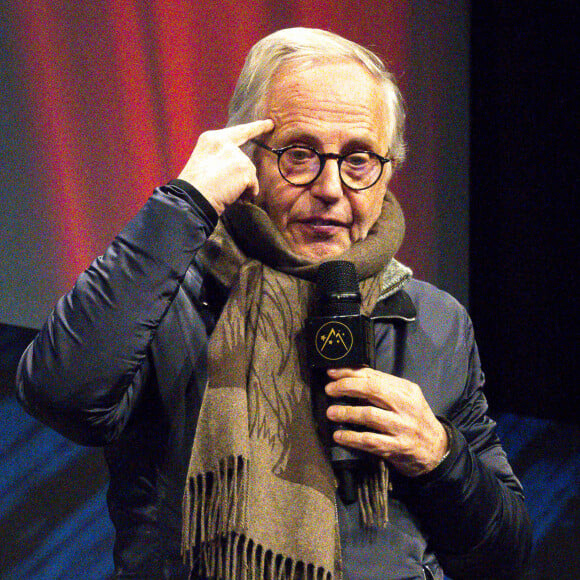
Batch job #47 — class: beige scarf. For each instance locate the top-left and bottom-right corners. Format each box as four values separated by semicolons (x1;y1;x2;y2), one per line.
182;192;408;580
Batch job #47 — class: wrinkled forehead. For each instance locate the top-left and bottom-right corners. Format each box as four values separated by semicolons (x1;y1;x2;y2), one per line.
266;56;386;102
263;59;391;146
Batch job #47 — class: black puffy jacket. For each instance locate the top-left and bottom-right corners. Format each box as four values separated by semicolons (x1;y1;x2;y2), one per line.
17;183;532;579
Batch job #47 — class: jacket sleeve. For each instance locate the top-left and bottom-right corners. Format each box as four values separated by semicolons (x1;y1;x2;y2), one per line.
395;313;533;579
15;182;218;447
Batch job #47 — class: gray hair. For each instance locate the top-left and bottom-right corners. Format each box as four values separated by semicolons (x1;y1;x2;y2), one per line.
227;27;406;166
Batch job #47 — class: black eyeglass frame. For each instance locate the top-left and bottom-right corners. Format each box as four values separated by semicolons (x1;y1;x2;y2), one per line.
251;139;391;191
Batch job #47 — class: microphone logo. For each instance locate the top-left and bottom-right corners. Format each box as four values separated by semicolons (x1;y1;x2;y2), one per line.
315;321;354;361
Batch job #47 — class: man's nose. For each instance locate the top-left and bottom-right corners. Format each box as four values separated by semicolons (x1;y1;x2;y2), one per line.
310;159;344;202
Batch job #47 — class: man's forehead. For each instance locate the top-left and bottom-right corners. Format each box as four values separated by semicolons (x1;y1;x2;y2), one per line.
267;59;382;98
263;60;389;145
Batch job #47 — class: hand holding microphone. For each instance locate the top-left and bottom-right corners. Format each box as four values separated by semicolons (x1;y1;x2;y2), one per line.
306;260;450;488
305;260;375;503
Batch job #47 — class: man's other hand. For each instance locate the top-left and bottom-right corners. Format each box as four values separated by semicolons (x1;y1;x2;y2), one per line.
325;367;449;477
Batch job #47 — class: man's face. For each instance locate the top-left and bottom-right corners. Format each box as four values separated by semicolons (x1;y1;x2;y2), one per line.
254;60;393;261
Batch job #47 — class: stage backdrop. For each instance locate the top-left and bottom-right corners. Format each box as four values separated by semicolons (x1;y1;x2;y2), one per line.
0;0;469;329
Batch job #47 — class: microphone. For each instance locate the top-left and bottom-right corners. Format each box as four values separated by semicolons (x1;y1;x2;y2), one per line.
306;260;375;504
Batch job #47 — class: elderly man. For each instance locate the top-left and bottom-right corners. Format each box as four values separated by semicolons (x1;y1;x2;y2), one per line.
17;28;531;579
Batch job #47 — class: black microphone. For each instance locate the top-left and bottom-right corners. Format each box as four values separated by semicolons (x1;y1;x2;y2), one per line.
306;260;375;504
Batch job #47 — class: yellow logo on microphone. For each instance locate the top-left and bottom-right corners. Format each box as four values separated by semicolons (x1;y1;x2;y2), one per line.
315;321;354;361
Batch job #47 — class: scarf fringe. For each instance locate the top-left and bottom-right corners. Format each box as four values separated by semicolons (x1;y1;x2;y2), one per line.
182;454;333;579
357;460;389;528
193;533;333;580
182;454;246;567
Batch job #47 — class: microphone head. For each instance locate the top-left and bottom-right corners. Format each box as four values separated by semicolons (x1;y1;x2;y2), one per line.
315;261;360;316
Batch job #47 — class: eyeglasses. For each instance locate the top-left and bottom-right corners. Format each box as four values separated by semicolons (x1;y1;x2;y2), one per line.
251;140;391;191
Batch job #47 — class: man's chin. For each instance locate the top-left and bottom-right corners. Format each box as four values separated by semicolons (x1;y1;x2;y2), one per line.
287;239;350;262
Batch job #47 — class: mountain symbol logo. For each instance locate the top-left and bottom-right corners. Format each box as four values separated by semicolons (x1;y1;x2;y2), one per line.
315;321;354;361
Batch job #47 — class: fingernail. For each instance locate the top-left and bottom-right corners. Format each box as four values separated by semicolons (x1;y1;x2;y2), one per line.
327;406;343;420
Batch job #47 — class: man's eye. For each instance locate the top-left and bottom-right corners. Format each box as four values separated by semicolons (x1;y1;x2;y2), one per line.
286;148;315;163
345;153;371;168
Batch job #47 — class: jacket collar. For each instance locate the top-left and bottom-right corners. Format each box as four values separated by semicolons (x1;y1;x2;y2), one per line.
372;289;417;322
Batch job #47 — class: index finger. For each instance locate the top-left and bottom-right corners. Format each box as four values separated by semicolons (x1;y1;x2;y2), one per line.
224;119;274;146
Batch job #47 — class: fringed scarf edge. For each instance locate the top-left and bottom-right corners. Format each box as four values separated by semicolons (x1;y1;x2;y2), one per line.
182;454;334;580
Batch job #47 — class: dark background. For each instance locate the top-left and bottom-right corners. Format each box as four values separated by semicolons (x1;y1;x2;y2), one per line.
470;5;579;577
470;1;578;424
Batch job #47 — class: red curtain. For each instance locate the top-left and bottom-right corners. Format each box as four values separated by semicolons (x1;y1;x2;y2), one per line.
9;1;423;288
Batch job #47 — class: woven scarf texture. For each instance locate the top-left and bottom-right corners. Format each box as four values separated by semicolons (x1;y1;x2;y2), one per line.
182;191;408;580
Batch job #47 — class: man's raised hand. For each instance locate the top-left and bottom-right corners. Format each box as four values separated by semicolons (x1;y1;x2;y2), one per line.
178;119;274;215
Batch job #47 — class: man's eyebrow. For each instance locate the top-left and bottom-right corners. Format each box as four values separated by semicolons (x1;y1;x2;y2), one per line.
342;138;378;152
273;130;381;152
275;131;319;147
